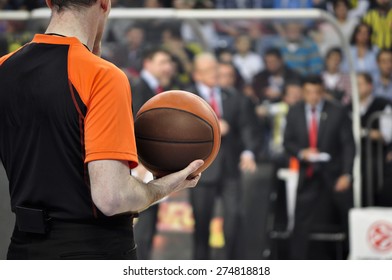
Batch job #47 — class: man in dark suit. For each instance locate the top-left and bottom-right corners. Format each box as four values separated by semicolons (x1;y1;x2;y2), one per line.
132;47;174;260
188;53;259;259
284;76;355;259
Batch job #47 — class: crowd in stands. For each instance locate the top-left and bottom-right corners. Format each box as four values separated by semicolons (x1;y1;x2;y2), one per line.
1;0;392;260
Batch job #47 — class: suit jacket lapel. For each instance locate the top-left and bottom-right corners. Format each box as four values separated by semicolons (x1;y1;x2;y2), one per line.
317;101;329;148
300;103;309;147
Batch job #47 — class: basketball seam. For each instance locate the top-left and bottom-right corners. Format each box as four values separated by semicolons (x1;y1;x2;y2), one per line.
136;107;214;131
135;136;213;144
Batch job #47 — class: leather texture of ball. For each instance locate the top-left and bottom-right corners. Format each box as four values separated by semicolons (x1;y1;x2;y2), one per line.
134;90;221;178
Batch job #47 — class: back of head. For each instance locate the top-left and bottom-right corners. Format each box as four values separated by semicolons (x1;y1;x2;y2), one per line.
50;0;98;11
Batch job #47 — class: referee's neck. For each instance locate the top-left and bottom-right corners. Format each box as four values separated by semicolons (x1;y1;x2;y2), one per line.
45;8;100;53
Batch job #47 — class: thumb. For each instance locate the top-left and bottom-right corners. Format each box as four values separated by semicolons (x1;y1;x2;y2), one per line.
180;160;204;179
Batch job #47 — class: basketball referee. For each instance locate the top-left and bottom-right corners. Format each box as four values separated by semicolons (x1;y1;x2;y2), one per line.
0;0;203;260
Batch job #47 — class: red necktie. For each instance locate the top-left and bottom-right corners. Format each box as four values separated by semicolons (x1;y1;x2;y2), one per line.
156;86;163;95
307;108;318;177
209;89;221;118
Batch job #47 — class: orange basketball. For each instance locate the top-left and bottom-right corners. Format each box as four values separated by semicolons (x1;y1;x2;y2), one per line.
134;90;221;178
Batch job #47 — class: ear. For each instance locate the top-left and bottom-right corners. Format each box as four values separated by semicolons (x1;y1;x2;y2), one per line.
100;0;110;12
45;0;53;9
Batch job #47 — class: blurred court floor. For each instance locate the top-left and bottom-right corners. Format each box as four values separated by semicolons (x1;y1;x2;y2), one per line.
146;190;226;260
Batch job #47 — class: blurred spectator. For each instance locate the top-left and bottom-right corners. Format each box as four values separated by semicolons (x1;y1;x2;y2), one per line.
342;22;378;74
256;82;303;158
347;0;369;18
273;0;314;9
215;0;267;8
322;47;351;104
0;35;7;56
187;53;259;260
3;21;32;53
112;24;146;80
132;47;175;259
216;48;245;91
172;0;213;8
313;0;358;57
284;75;355;259
173;0;217;50
162;26;202;87
181;21;217;51
218;61;238;90
373;49;392;101
326;0;370;18
383;138;392;206
274;22;323;76
0;0;7;9
2;0;44;10
232;34;264;85
214;19;263;51
363;0;392;50
346;73;392;206
143;0;164;7
251;47;302;103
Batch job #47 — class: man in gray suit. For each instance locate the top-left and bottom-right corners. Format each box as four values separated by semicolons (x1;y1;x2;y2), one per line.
188;53;259;259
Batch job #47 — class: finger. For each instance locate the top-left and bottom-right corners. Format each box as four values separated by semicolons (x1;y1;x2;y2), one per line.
187;173;202;187
179;160;204;179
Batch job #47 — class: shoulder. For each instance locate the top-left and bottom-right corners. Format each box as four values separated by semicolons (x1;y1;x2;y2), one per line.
70;44;128;83
374;97;392;108
68;45;130;104
0;43;29;66
186;85;198;96
221;87;242;100
0;52;14;66
288;101;305;115
131;77;149;91
363;9;376;21
324;100;349;117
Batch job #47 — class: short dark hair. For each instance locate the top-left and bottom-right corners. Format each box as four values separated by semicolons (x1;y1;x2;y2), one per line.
264;47;282;60
283;80;302;96
142;46;172;62
332;0;351;10
357;72;373;85
50;0;97;11
302;75;324;87
218;61;236;69
376;48;392;62
163;26;183;41
325;47;343;61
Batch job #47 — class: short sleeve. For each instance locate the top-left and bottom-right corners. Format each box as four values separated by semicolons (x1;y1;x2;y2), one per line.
84;68;138;168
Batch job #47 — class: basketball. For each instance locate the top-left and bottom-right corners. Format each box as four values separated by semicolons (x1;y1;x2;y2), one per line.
134;90;221;178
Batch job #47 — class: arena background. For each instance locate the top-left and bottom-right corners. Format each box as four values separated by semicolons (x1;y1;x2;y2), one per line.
1;2;392;260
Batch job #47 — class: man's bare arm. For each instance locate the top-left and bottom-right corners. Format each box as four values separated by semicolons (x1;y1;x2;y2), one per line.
88;159;203;216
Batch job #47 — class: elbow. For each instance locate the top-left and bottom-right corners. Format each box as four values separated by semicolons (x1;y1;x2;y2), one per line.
91;188;121;217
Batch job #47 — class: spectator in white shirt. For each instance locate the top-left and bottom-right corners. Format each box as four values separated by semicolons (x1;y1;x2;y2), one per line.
233;34;264;85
